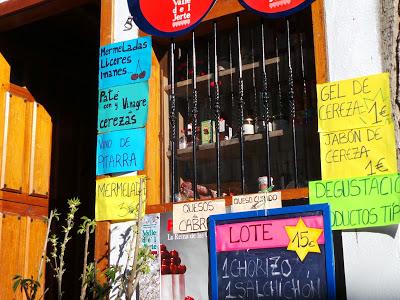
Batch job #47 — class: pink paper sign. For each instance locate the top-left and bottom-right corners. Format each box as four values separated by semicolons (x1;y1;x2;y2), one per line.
215;216;325;252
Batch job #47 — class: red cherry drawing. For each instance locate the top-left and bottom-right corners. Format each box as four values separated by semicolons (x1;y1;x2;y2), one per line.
178;265;187;274
162;258;171;266
161;250;170;259
184;296;194;300
169;263;178;274
160;244;167;251
139;70;146;79
170;250;179;259
131;73;139;80
161;264;170;275
170;257;181;265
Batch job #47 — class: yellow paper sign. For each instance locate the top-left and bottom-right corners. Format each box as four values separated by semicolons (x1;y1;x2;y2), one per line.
320;124;397;179
317;73;392;132
320;123;397;180
285;218;323;261
95;175;146;221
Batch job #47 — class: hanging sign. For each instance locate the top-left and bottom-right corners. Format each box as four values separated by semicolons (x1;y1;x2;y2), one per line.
317;73;392;132
208;204;336;300
231;192;282;212
95;175;146;221
173;199;226;234
96;128;146;175
309;174;400;230
98;82;149;133
127;0;217;37
239;0;315;18
99;36;152;89
320;123;397;180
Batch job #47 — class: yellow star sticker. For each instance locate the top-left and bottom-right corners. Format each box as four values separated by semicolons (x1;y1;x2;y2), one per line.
285;218;323;262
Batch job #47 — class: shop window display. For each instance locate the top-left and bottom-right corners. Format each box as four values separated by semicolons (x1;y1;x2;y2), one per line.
161;9;320;201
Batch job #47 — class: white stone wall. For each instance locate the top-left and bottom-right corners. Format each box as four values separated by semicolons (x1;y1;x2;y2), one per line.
324;1;400;299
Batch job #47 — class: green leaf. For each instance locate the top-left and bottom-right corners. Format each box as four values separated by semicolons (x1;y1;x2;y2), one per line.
12;275;22;292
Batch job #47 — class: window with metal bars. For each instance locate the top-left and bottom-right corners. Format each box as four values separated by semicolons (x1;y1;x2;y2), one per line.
160;8;320;202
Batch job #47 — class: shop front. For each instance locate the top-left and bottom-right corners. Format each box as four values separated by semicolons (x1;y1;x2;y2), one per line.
1;0;400;299
95;0;400;299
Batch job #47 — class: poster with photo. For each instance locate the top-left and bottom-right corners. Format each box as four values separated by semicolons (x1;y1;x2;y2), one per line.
160;212;209;300
109;214;161;300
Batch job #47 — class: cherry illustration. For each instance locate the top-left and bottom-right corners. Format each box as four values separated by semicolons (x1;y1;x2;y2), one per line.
169;263;178;274
131;73;139;80
161;264;170;275
170;257;181;265
139;70;146;79
177;264;187;274
170;250;179;259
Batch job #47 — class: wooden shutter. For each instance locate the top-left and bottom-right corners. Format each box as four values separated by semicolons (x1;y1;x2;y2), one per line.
0;54;51;299
29;103;52;197
0;93;33;193
0;214;47;299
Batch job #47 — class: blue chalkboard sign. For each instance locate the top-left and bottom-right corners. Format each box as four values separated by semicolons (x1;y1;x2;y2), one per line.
99;36;152;89
96;128;146;175
208;204;336;300
98;82;149;133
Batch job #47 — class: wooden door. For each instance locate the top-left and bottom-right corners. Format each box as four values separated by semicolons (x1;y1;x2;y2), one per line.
0;53;52;299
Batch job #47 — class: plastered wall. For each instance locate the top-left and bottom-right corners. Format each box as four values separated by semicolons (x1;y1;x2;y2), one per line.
324;1;400;299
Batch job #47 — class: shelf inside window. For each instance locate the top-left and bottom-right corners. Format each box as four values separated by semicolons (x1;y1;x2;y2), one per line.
165;57;280;91
167;129;284;161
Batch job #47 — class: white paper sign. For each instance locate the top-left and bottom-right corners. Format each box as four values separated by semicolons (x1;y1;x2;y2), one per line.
173;199;226;234
231;192;282;213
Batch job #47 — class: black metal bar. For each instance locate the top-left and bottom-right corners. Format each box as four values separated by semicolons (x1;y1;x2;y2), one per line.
286;19;299;188
250;29;258;126
213;22;221;197
192;31;199;199
207;40;212;119
229;35;236;133
186;52;190;130
169;40;177;201
237;15;245;194
261;21;272;187
275;36;283;119
300;33;310;181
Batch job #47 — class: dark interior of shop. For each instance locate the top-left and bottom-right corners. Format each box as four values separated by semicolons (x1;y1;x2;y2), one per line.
0;1;100;298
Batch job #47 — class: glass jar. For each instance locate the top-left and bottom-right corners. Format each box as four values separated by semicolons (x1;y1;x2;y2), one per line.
243;118;255;135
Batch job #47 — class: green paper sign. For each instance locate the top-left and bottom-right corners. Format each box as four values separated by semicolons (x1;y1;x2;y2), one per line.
309;174;400;230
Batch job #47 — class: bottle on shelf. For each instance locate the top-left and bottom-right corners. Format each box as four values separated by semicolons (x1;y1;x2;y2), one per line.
186;123;193;147
179;129;187;149
219;117;233;141
218;117;226;141
201;120;215;144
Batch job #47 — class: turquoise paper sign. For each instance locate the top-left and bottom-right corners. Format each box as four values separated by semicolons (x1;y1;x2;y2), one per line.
99;36;152;89
96;128;146;175
98;82;149;133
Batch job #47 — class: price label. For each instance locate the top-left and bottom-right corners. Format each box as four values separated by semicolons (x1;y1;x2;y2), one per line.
285;218;323;261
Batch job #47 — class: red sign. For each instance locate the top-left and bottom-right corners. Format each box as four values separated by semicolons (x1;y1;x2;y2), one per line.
239;0;315;18
128;0;217;37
